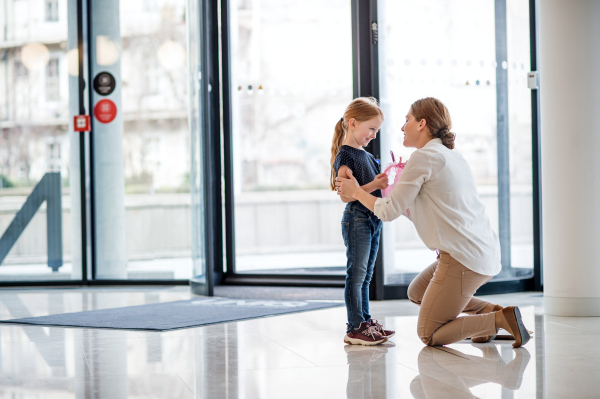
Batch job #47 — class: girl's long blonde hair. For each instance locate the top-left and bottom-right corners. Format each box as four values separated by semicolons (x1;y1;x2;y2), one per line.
330;97;384;190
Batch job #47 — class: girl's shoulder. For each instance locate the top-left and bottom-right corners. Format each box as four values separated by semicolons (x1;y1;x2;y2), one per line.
338;145;359;154
334;146;355;171
336;145;378;165
335;146;353;159
336;146;362;161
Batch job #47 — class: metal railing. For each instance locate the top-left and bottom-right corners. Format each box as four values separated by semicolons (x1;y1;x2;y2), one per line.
0;172;63;271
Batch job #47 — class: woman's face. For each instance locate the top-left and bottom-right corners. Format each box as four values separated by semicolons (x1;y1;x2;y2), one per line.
401;112;423;148
350;116;383;148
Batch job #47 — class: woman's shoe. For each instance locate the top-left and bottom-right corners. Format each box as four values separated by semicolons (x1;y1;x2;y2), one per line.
500;306;530;348
494;330;534;340
471;330;534;343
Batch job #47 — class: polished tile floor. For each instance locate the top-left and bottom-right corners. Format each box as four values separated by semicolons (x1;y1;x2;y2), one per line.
0;287;596;398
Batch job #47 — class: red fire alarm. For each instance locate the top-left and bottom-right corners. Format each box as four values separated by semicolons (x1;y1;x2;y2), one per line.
74;115;91;132
94;99;117;124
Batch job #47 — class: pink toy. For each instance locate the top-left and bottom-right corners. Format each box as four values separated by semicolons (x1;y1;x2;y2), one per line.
381;150;406;198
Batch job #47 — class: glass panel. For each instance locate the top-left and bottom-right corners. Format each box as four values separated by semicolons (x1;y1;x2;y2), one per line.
230;0;353;274
0;0;81;281
379;0;534;285
188;0;207;288
507;0;534;274
89;0;204;280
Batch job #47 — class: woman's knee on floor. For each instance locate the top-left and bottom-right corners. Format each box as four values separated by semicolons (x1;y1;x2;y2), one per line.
407;282;423;305
417;318;440;346
419;333;435;346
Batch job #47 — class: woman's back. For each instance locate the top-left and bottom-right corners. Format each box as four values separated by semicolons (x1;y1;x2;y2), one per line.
378;138;501;276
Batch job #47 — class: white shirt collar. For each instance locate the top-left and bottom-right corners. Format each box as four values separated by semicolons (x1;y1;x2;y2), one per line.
423;138;443;148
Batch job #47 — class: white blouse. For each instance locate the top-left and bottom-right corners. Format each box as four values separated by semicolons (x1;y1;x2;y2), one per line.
374;138;502;276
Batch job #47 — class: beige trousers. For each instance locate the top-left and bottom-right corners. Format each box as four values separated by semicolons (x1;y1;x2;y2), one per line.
407;251;497;346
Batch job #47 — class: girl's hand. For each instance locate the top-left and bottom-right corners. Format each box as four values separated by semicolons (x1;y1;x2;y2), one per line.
335;170;360;199
373;173;389;190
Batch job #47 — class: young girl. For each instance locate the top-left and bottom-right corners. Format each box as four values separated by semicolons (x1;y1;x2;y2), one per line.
330;97;395;346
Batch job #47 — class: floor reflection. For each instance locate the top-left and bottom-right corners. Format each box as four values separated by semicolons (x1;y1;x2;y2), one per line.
343;341;531;399
345;342;395;399
410;345;530;398
4;289;599;398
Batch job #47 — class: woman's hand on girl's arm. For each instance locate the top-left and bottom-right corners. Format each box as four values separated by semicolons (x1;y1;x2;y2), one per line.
335;167;384;202
335;170;378;212
336;166;357;203
335;169;360;199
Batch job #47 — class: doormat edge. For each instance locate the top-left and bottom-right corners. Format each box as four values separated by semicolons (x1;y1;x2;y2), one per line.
0;298;344;331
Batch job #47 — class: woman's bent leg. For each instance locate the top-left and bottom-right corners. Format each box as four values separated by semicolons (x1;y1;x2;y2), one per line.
417;254;496;346
408;258;492;315
462;298;494;315
407;260;439;305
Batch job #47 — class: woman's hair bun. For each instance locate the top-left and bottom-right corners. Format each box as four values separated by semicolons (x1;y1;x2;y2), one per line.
410;97;455;150
441;130;455;149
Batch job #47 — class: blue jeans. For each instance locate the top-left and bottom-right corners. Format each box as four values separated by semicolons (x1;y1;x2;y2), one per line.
342;202;382;333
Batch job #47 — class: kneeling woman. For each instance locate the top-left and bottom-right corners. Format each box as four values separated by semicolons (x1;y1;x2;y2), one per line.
335;97;530;347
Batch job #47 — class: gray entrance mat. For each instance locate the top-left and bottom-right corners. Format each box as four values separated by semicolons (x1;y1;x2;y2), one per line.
0;297;343;331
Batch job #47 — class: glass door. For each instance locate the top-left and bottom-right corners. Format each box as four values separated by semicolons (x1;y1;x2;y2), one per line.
0;0;83;281
378;0;535;292
226;0;354;276
0;0;211;290
87;0;208;283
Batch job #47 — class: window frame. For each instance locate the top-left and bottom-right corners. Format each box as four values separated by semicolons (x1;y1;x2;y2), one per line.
45;58;60;102
45;0;59;23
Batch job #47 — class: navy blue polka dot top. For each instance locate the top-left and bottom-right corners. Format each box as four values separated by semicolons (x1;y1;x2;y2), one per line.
334;145;381;213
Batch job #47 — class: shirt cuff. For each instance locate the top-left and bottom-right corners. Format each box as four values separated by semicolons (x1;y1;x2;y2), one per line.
374;197;390;221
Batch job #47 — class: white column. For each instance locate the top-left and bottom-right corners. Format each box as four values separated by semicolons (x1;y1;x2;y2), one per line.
540;0;600;316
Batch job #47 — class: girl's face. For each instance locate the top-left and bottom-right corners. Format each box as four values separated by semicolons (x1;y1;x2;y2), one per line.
401;111;425;148
349;116;383;148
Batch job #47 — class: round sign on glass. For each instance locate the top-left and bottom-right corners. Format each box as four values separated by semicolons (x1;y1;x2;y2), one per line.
94;99;117;124
93;72;116;96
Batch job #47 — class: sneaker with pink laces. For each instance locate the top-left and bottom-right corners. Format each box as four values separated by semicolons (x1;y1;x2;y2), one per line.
344;322;387;346
368;319;395;338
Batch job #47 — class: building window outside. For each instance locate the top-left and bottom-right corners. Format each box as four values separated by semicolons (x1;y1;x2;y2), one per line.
14;60;28;79
46;59;60;101
48;142;61;172
45;0;59;22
